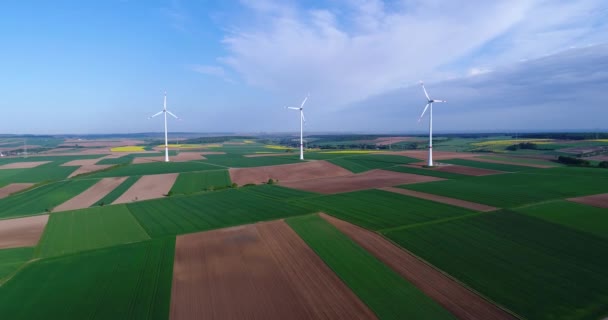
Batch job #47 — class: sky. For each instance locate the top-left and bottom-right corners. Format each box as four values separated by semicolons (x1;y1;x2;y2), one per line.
1;0;607;134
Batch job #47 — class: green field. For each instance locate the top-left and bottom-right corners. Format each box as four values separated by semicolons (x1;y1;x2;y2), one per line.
128;189;314;237
239;184;319;200
403;167;608;207
92;176;140;206
440;158;535;172
36;205;150;258
0;247;33;281
328;154;419;173
515;200;608;239
0;180;99;219
0;164;78;184
385;165;471;179
83;161;222;178
203;154;301;167
385;210;608;320
0;239;174;319
477;155;561;167
0;155;105;166
293;189;473;231
287;215;456;320
170;170;231;194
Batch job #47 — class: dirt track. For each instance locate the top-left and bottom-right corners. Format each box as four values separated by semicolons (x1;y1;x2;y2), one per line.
112;173;177;204
0;161;50;169
321;213;517;320
568;193;608;208
170;220;375;320
279;169;442;194
53;177;128;212
230;160;352;186
0;183;34;199
0;215;49;249
379;187;498;212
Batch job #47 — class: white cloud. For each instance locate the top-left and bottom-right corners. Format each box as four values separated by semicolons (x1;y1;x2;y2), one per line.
191;64;234;83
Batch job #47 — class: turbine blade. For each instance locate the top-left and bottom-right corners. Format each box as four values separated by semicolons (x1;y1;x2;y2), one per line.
418;103;430;122
301;111;306;124
300;94;309;108
148;111;163;119
287;107;300;110
420;81;431;101
434;100;446;103
167;110;179;119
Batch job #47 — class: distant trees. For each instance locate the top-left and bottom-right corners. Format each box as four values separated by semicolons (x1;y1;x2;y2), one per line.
506;142;539;151
557;156;591;167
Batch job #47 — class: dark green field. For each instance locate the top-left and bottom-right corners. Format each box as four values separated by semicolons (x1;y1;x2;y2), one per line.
440;158;536;172
128;189;314;237
294;189;473;231
203;153;301;167
239;184;320;200
287;214;456;320
0;239;174;319
0;247;33;281
83;161;222;178
169;170;231;194
328;154;419;173
0;180;98;219
36;205;150;258
385;165;471;179
385;210;608;320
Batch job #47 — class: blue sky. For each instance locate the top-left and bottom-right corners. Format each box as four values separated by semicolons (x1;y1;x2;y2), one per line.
1;0;607;134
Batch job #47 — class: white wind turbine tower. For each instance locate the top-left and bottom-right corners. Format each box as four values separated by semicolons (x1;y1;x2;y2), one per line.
286;94;309;160
418;81;446;167
149;91;179;162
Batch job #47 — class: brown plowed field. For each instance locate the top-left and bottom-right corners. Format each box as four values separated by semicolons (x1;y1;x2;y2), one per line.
568;193;608;208
469;157;552;168
112;173;177;204
411;164;504;176
67;164;112;178
379;187;498;212
170;221;376;320
382;150;481;160
230;160;351;185
53;177;128;212
0;215;49;249
0;161;50;169
279;169;442;194
132;152;206;164
0;183;34;199
321;213;517;320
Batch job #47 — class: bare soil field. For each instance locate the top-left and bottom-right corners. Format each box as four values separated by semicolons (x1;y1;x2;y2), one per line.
280;169;442;194
0;161;50;169
321;213;517;320
0;183;35;199
230;160;352;185
469;157;553;168
61;139;145;147
588;155;608;161
407;163;504;176
0;215;49;249
384;150;481;160
374;137;415;146
53;177;128;212
380;187;498;212
67;165;112;178
132;152;206;164
113;173;178;204
170;220;375;320
568;193;608;208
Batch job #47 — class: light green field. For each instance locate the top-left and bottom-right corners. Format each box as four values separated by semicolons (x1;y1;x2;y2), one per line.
170;170;231;194
328;154;419;173
287;214;456;320
0;180;99;219
36;205;150;258
0;239;174;319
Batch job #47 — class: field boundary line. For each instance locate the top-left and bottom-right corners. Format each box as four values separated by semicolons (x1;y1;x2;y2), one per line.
378;211;486;234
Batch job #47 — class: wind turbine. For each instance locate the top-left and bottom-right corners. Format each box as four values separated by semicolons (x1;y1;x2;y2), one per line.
418;81;446;167
149;91;179;162
286;94;308;160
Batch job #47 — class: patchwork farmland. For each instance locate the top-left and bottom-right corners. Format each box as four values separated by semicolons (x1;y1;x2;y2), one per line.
0;135;607;320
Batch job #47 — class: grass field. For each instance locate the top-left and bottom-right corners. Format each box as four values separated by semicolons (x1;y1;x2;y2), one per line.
36;205;150;258
92;176;140;206
0;247;33;281
239;184;320;201
384;165;471;179
385;210;608;320
440;158;534;172
128;189;314;237
515;200;608;240
0;155;105;166
203;154;301;167
287;214;456;320
170;170;231;194
83;161;222;178
403;167;608;207
293;189;473;231
0;180;99;219
328;154;419;173
477;155;561;167
0;239;174;319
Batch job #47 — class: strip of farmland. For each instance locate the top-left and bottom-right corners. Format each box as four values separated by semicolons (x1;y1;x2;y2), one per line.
0;215;49;249
567;192;608;208
321;213;516;320
384;210;608;320
92;175;140;206
170;221;375;320
170;170;231;194
53;177;127;211
287;214;456;320
0;183;34;199
379;187;498;212
229;160;351;186
0;239;174;319
327;154;419;173
0;247;33;280
439;159;535;172
112;173;178;204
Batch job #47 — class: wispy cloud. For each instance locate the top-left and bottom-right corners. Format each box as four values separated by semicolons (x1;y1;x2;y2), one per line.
191;64;234;83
